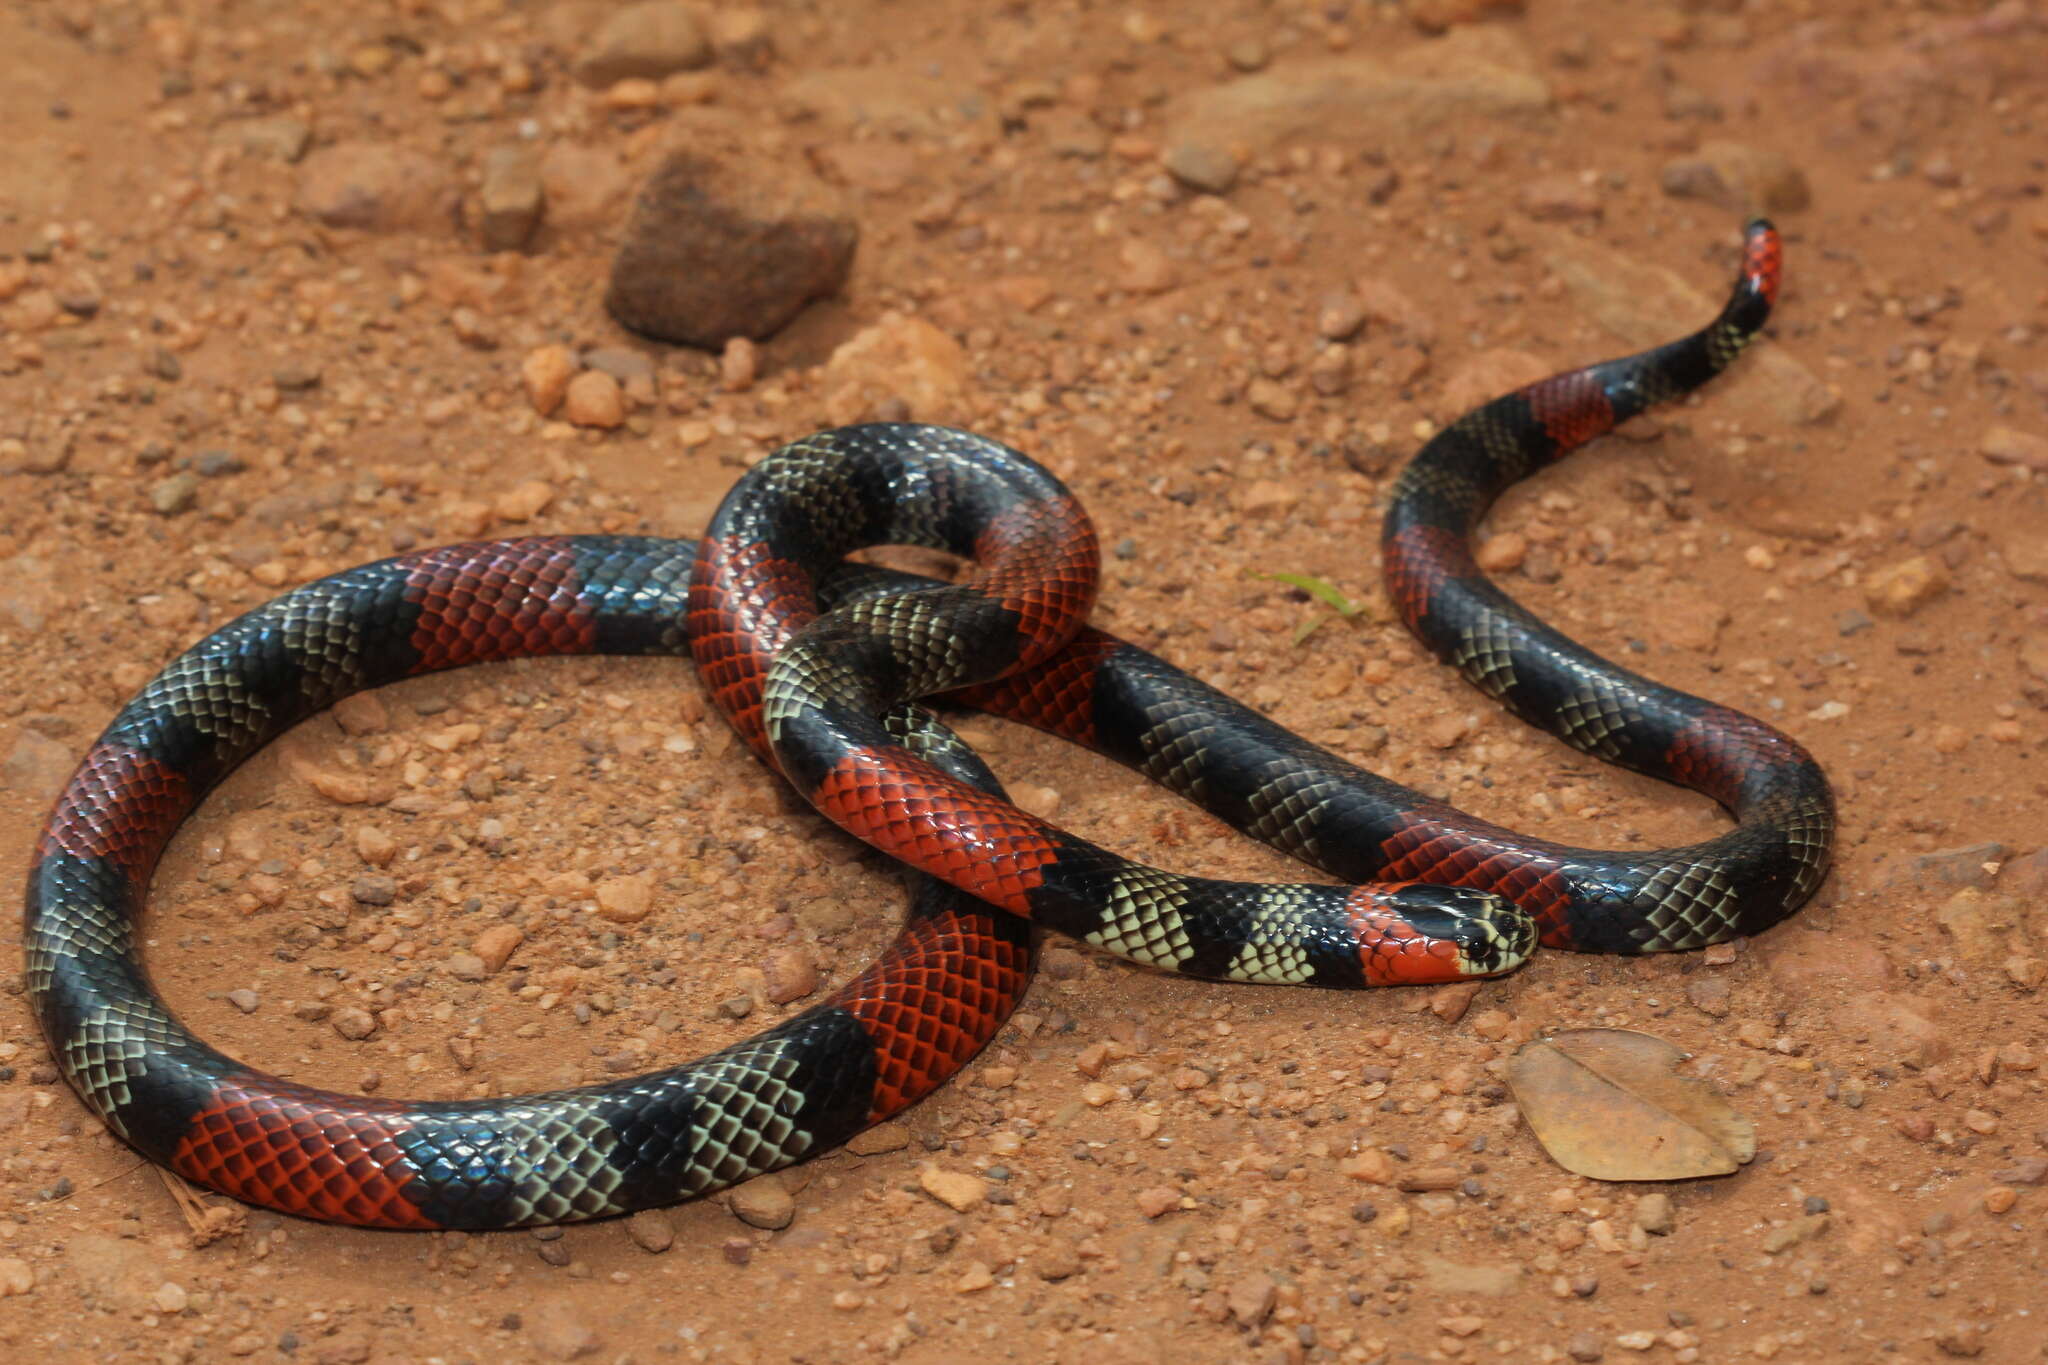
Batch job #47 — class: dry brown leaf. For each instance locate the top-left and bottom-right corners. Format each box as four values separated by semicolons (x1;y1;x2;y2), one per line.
1506;1028;1755;1182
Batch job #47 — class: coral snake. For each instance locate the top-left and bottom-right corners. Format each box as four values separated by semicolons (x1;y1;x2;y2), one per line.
24;221;1830;1228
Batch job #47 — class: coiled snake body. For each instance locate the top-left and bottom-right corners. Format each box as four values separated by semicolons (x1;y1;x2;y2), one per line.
24;222;1831;1228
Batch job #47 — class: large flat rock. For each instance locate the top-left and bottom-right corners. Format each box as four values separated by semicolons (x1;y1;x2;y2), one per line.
1165;28;1550;156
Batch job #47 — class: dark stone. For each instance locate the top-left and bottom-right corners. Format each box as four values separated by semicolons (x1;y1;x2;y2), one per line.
605;151;857;349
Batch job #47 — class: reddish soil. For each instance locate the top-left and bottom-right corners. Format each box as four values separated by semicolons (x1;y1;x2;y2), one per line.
2;2;2046;1363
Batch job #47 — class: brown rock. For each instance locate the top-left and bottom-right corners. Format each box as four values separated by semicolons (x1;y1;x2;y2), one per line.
1237;479;1300;519
1520;172;1601;221
779;64;983;137
330;693;389;736
1650;588;1730;653
1341;1149;1395;1184
1317;290;1368;341
297;142;454;232
2000;849;2048;896
710;8;775;71
1761;1212;1829;1254
1245;380;1297;422
1474;532;1527;573
814;141;920;195
1162;140;1237;193
1980;426;2048;473
0;1256;33;1297
1838;992;1947;1066
1034;1245;1081;1280
354;826;397;866
822;313;968;423
223;116;312;163
282;745;395;805
1995;1156;2048;1186
1353;277;1438;347
606;150;856;348
562;371;624;429
594;872;656;924
1135;1186;1181;1218
495;480;557;523
2020;636;2048;685
845;1123;911;1156
763;947;819;1004
1226;1272;1278;1327
1684;976;1731;1017
1419;1256;1518;1296
1118;237;1177;294
1863;555;1948;618
520;341;577;417
720;336;759;392
918;1165;986;1212
1887;842;2005;894
478;146;544;252
331;1007;378;1041
1933;1323;1987;1358
625;1210;675;1253
728;1173;795;1230
1165;32;1550;163
1430;981;1481;1023
538;145;631;229
1309;344;1352;396
574;2;711;87
472;923;525;973
1660;141;1812;217
1423;714;1471;749
1935;888;2018;965
1037;107;1107;160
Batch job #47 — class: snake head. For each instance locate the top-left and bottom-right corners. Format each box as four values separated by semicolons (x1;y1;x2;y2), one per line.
1376;883;1537;981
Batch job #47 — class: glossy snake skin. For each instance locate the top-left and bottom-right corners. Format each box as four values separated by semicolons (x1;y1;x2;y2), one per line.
24;221;1829;1227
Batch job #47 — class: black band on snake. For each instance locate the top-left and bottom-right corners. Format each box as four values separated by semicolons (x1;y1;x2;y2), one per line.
23;220;1831;1228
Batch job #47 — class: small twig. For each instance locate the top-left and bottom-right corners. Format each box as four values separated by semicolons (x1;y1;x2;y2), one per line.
155;1167;247;1247
87;1156;153;1192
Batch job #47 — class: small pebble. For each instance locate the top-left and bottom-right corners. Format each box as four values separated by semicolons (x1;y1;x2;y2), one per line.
918;1166;987;1213
763;947;818;1004
330;1007;377;1041
625;1209;675;1253
472;924;524;973
563;370;625;429
151;473;200;516
727;1173;796;1230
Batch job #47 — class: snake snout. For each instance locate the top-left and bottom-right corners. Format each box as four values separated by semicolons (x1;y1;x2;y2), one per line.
1387;884;1537;978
